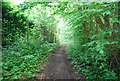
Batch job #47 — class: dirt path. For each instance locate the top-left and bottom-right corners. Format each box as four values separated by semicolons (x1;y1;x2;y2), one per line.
35;44;82;79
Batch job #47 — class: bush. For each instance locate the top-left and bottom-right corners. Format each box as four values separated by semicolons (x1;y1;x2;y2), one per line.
2;36;59;79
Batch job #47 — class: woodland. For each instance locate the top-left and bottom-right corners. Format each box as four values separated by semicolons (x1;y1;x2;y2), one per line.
1;1;120;80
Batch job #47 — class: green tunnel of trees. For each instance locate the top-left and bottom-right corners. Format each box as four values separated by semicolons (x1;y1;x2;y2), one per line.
1;1;120;80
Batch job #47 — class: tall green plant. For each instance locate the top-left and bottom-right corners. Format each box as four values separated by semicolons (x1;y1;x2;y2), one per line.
55;2;119;79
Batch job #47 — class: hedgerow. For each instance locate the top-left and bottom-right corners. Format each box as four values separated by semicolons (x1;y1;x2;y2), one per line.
2;1;119;80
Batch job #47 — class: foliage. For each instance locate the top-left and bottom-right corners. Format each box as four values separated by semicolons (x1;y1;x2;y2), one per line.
24;3;58;43
2;1;119;80
2;37;58;79
59;2;119;79
2;2;29;46
2;2;59;80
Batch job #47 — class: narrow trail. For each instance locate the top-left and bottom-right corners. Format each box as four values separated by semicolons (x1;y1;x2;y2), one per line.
35;44;83;80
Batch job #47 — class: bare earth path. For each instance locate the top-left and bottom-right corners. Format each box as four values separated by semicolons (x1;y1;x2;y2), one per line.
35;44;83;80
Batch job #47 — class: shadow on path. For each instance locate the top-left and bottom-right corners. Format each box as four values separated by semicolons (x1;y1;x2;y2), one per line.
35;44;84;80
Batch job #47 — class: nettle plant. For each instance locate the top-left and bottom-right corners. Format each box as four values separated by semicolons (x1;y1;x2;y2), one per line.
2;2;59;80
60;2;119;79
2;1;119;80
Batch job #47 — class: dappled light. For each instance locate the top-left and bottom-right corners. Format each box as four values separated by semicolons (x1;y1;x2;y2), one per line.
1;1;119;80
12;0;25;5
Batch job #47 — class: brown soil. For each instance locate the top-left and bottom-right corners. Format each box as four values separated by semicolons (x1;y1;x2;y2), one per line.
33;44;84;80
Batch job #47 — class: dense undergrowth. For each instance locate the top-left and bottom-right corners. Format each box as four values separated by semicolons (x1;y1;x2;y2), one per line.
49;2;120;79
2;2;59;80
59;2;119;79
2;1;120;80
2;38;58;79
